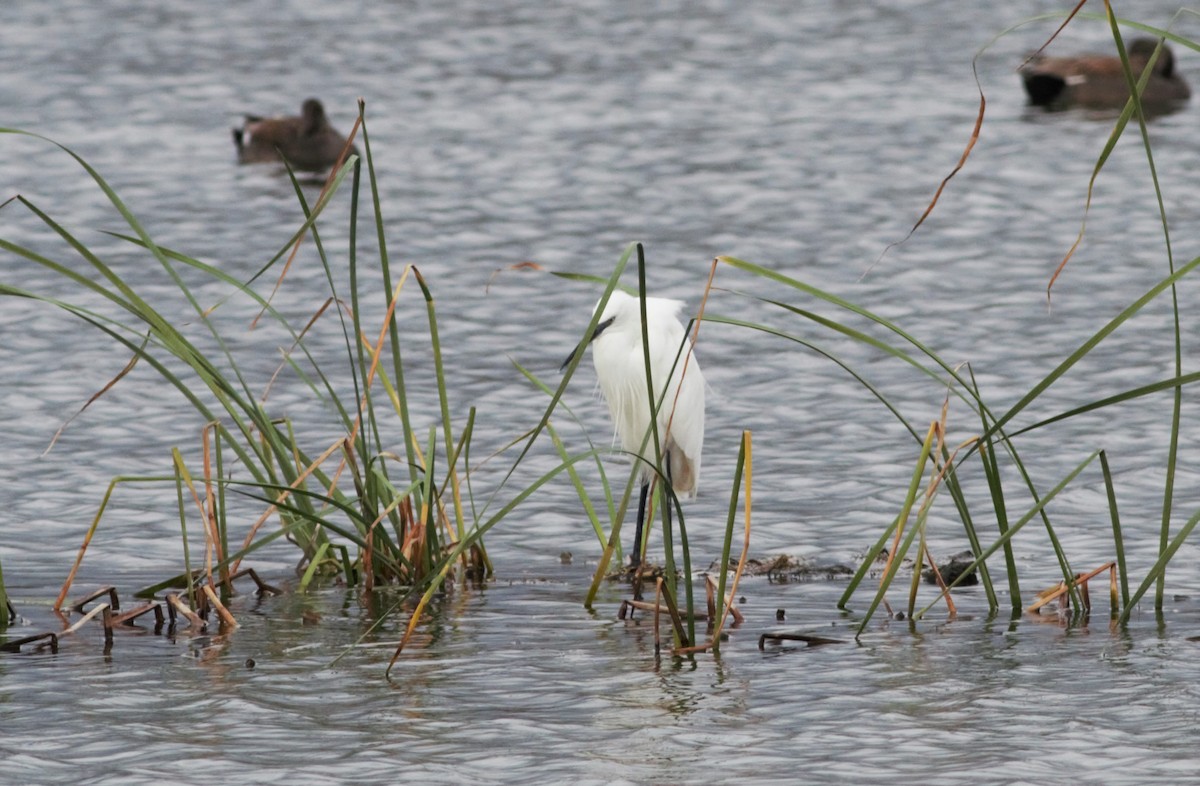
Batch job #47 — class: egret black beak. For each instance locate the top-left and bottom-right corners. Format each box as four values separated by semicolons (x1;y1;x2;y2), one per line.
560;316;615;371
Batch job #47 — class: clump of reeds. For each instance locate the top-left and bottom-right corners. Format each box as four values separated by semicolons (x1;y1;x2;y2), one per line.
688;14;1200;631
0;103;533;640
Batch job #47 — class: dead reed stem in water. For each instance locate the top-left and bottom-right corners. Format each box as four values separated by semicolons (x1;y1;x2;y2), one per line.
1026;562;1118;613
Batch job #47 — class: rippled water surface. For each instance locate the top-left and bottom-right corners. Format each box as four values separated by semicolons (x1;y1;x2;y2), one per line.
5;1;1200;783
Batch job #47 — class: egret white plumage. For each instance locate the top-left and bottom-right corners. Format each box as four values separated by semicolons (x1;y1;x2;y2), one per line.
562;290;705;567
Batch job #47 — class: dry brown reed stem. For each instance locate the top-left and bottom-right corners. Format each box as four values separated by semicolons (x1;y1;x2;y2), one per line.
401;497;416;553
879;421;940;616
226;567;281;596
707;574;745;626
1110;564;1118;609
261;297;348;403
363;508;375;594
654;577;690;648
166;593;204;627
654;258;717;504
251;111;363;330
759;632;846;649
1;631;59;654
202;584;238;629
231;435;344;574
353;271;410;443
485;260;544;293
170;448;219;593
1044;0;1128;300
864;61;987;278
1026;562;1118;614
401;436;461;546
109;602;166;627
921;550;957;618
622;598;710;621
62;602;109;635
55;494;140;611
201;423;226;587
1021;0;1088;65
881;397;978;618
74;585;120;613
653;578;663;655
100;608;114;648
42;341;143;456
67;585;120;614
56;536;94;611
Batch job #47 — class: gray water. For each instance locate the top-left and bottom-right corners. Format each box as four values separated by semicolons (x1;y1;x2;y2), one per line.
4;1;1200;783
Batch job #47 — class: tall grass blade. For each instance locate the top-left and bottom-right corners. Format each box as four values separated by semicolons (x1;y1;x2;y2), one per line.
916;450;1100;618
1119;505;1200;624
1099;451;1130;609
711;431;752;649
854;423;935;633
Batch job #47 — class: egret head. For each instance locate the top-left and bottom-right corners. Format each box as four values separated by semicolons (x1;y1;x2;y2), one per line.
559;292;634;371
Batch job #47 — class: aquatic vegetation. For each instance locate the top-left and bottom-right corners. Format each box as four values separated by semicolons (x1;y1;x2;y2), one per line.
698;12;1200;631
0;103;516;631
3;10;1199;663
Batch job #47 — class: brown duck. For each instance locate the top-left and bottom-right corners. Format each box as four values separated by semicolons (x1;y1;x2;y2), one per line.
1020;37;1190;110
233;98;359;171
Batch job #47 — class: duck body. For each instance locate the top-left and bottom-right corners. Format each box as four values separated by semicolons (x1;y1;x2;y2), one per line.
232;98;358;171
1020;38;1189;110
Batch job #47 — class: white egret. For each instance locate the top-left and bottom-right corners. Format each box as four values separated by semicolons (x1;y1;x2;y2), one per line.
562;290;705;567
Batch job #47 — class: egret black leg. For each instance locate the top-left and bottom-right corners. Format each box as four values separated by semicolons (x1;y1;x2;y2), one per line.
631;481;650;568
661;451;674;565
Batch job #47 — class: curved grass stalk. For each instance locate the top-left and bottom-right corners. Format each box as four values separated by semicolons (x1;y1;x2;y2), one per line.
1099;451;1130;609
412;269;468;546
715;250;1200;614
711;430;751;649
1091;8;1185;614
53;473;179;609
852;422;936;632
545;423;612;552
510;359;619;520
2;117;501;597
915;450;1101;619
1119;505;1200;624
